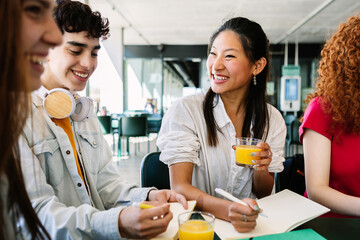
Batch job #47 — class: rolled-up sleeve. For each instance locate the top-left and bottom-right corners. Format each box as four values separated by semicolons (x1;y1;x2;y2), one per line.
157;99;201;166
266;106;286;173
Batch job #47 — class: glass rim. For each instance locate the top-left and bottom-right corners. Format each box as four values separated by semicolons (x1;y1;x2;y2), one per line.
178;210;215;223
236;137;262;142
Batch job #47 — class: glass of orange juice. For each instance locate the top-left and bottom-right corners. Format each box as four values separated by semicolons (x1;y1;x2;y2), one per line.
178;211;215;240
236;137;262;168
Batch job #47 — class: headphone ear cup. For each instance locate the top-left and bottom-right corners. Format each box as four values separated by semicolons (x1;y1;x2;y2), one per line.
71;97;94;122
44;89;75;119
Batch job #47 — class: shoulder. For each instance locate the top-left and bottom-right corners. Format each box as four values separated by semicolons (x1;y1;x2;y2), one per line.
177;93;204;106
300;97;332;141
302;97;329;124
166;93;204;114
267;103;285;125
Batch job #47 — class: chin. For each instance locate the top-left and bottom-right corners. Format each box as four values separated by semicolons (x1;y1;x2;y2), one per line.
29;75;42;91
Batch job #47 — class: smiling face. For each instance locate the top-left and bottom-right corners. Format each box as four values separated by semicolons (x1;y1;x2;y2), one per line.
207;30;256;96
42;31;100;91
21;0;63;90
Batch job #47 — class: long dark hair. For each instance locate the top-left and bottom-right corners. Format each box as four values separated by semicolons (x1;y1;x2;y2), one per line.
203;17;270;146
0;0;50;239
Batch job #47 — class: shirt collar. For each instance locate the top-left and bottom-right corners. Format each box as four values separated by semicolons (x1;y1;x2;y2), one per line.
213;94;232;129
32;85;49;107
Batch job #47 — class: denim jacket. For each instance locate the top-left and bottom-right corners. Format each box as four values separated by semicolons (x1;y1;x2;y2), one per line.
20;87;153;239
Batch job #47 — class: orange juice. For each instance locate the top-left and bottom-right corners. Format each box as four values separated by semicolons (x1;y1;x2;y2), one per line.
236;145;261;167
179;219;214;240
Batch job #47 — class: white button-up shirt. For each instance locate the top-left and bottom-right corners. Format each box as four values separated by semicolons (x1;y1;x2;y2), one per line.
157;93;286;199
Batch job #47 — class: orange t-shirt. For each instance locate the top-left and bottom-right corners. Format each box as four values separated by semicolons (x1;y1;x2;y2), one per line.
52;117;85;184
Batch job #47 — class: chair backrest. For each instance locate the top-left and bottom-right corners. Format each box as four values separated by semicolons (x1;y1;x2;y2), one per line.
290;119;301;144
97;116;112;134
119;116;148;137
284;114;296;142
275;153;305;195
147;118;162;134
140;152;170;189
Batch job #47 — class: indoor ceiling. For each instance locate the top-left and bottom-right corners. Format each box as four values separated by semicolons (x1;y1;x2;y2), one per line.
84;0;359;45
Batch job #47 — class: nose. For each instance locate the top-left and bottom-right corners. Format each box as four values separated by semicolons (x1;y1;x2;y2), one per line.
43;17;62;47
79;53;96;70
212;56;224;71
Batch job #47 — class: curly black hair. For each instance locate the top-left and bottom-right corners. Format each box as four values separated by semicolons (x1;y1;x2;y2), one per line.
55;0;110;39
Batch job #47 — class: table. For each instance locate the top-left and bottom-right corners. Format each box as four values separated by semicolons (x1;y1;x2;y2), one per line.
295;217;360;240
210;217;360;240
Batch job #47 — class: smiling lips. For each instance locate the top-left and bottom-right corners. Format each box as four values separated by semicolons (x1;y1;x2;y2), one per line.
27;54;46;66
27;54;47;74
212;74;229;83
72;70;90;81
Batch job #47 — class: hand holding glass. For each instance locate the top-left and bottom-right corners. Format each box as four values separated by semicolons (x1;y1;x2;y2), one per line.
178;211;215;240
236;137;262;168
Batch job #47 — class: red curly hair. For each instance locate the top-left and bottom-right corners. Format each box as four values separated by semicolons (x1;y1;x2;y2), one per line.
306;14;360;136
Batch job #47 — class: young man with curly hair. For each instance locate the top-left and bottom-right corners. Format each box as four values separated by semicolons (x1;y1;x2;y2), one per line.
20;1;187;239
300;14;360;218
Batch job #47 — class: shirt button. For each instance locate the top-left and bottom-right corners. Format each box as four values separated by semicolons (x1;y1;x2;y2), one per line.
66;150;71;155
93;141;97;145
77;183;82;187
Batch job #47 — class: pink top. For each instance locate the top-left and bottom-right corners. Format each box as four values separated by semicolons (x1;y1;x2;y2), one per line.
299;97;360;218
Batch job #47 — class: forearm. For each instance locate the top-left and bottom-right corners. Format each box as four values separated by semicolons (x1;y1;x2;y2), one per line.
171;182;232;221
252;171;274;198
307;184;360;217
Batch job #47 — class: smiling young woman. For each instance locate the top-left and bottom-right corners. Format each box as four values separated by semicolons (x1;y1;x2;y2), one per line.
157;17;286;233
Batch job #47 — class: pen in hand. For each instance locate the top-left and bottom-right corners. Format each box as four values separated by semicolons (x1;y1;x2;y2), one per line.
132;202;155;209
215;188;268;218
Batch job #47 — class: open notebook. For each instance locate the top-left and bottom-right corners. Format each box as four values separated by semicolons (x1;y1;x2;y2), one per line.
215;189;329;240
151;200;197;240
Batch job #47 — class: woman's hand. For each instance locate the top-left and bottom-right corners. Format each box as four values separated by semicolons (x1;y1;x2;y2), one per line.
232;142;272;171
252;142;272;171
227;198;259;232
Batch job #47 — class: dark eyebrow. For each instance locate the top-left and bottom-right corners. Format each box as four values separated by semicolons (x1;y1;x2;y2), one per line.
210;46;239;52
224;48;239;52
67;41;101;50
37;0;51;9
67;41;87;48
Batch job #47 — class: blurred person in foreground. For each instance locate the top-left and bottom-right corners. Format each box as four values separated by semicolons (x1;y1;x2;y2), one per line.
0;0;62;239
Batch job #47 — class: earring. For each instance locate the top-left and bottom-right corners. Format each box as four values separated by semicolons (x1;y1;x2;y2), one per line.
253;75;257;85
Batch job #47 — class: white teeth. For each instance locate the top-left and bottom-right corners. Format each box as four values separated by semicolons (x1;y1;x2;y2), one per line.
73;71;89;78
214;75;228;80
28;55;46;65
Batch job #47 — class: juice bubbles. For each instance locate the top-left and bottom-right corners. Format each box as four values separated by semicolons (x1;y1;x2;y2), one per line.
179;220;214;240
236;145;261;167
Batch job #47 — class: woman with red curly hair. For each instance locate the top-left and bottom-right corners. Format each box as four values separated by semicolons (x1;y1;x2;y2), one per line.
299;14;360;218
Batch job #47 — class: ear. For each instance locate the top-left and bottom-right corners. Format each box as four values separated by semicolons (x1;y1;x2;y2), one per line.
252;57;267;75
